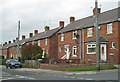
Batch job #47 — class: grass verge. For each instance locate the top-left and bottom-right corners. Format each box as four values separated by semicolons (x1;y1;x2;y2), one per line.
57;65;118;71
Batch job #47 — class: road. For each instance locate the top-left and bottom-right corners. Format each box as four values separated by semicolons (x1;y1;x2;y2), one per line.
0;65;119;81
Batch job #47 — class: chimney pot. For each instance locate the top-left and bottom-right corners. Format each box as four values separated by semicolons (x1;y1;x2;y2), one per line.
45;26;50;31
29;33;33;38
3;44;5;46
16;37;18;42
34;30;38;35
22;35;25;40
5;42;7;45
9;41;11;44
59;21;64;27
13;40;15;43
93;8;101;15
70;17;75;23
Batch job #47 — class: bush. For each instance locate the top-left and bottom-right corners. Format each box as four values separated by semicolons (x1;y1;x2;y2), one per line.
33;53;42;60
0;59;6;65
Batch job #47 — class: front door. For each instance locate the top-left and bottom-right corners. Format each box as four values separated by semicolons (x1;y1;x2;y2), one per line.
65;46;69;59
101;44;107;61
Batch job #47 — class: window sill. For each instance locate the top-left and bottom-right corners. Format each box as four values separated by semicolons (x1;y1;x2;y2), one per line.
106;32;113;35
110;47;116;49
87;53;96;55
61;40;64;42
109;53;114;56
73;38;77;40
72;55;77;57
87;35;93;38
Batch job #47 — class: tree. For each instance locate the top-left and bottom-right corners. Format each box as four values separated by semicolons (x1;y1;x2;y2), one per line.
21;43;42;60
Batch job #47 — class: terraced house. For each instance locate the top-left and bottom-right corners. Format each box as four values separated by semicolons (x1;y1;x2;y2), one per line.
57;7;120;64
1;7;120;65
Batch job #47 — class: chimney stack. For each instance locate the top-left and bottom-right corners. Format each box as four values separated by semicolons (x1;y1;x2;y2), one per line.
34;30;38;35
45;26;50;31
16;37;18;42
9;41;11;44
13;40;15;43
70;17;75;23
5;42;7;45
93;8;101;15
3;44;5;46
29;33;33;38
59;21;64;27
22;35;25;40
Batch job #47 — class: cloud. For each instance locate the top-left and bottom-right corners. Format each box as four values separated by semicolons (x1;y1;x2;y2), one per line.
0;0;119;44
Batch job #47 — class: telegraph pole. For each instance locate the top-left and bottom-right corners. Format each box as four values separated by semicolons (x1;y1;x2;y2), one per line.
95;0;100;72
17;21;20;61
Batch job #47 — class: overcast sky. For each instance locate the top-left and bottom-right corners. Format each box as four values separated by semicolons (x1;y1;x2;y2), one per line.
0;0;119;44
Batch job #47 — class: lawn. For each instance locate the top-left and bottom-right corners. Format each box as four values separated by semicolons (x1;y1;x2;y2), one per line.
57;65;118;71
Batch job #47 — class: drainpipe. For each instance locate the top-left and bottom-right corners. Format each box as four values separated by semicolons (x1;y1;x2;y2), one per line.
80;29;82;60
82;29;84;61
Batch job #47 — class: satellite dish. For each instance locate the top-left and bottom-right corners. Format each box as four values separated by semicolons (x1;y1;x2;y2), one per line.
75;40;78;44
76;34;79;39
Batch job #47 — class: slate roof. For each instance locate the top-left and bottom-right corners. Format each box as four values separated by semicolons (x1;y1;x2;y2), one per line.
58;7;120;33
85;35;108;43
2;27;62;49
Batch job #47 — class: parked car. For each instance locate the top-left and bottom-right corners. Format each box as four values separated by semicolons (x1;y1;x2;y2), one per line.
6;59;22;69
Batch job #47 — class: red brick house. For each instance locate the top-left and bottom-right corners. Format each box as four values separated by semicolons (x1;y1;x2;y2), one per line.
57;7;120;64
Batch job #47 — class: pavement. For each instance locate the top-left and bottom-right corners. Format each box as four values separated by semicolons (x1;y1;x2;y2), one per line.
1;65;119;75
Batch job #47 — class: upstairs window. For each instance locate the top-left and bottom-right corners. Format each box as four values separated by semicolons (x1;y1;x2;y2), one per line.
61;33;64;41
87;44;96;54
73;30;77;39
87;28;92;37
72;46;77;56
46;49;48;54
38;40;40;46
45;39;47;45
107;23;112;34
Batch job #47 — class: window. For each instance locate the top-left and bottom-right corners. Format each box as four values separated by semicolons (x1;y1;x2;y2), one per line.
32;41;34;45
112;42;115;48
107;23;112;34
87;44;96;54
46;49;48;54
59;46;61;52
72;46;77;56
61;33;64;41
27;43;29;45
87;28;92;37
38;40;40;46
73;30;77;39
45;39;47;45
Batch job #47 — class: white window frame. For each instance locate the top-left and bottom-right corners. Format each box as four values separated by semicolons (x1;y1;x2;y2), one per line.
59;46;61;52
72;46;77;56
112;42;115;48
87;44;96;54
45;39;47;45
32;41;34;45
46;49;48;54
73;30;77;39
107;23;112;34
61;33;64;41
87;28;93;37
38;40;40;46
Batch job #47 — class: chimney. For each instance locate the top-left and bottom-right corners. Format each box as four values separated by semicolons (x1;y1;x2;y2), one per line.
93;8;101;15
70;17;75;23
22;35;25;40
45;26;50;31
0;44;2;46
5;42;7;45
16;37;18;41
34;30;38;35
29;33;33;38
9;41;11;44
13;40;15;43
59;21;64;27
3;44;5;46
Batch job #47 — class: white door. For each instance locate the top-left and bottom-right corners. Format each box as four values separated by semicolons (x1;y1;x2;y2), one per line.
65;46;69;59
101;44;107;61
42;49;45;58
